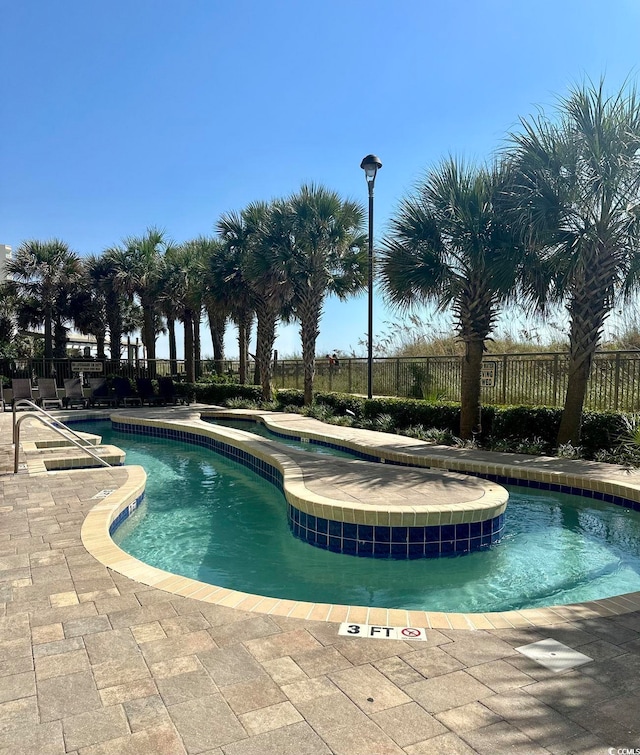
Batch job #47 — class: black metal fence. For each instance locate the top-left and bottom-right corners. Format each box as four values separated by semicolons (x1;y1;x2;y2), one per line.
3;351;640;411
271;351;640;412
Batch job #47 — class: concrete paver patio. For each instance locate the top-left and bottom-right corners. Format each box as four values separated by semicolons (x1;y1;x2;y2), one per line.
1;407;639;753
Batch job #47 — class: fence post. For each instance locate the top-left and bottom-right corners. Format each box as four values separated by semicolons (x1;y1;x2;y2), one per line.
614;352;621;410
395;359;400;396
348;359;352;393
295;360;299;389
501;355;507;405
552;353;559;407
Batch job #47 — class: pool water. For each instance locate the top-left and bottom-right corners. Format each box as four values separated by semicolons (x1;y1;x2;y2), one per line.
204;417;357;458
76;420;640;613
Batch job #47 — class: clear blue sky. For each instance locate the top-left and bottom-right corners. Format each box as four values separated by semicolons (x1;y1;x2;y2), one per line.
2;0;639;359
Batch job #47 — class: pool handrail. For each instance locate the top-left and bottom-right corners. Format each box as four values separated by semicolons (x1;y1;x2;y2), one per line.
12;399;112;473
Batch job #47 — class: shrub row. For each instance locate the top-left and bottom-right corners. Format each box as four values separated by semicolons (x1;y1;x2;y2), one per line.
186;382;263;405
274;389;631;457
187;384;632;458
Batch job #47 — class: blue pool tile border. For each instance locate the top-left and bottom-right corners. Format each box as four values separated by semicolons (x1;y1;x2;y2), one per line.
287;503;505;558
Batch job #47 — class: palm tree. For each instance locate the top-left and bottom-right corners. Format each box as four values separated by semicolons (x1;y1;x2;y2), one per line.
111;228;172;368
180;237;226;376
379;158;526;439
163;242;207;383
508;80;640;445
272;184;367;405
157;261;181;375
205;237;254;384
92;249;141;365
4;239;83;360
0;282;18;355
217;201;290;400
73;261;108;359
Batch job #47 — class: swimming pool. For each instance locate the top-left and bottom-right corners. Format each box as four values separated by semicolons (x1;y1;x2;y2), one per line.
205;417;357;458
75;419;640;613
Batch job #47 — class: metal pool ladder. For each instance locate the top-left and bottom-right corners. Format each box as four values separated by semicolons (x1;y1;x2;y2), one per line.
12;399;112;473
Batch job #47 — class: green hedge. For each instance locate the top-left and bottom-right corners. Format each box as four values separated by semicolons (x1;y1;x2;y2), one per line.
580;411;629;455
489;406;562;451
274;389;306;408
187;382;262;405
487;406;630;456
275;390;463;432
362;397;465;433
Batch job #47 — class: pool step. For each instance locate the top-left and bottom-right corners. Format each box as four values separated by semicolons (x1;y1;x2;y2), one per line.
34;431;101;449
17;443;125;473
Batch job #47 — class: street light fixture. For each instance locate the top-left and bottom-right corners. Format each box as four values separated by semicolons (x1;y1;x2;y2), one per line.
360;153;382;400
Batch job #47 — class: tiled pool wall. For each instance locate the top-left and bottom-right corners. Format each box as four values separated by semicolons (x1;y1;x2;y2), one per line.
108;491;145;536
84;418;640;560
288;504;505;558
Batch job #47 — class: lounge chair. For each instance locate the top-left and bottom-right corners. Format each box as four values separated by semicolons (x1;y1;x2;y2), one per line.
11;379;35;409
0;383;9;411
63;378;88;409
37;378;63;410
158;376;188;405
135;377;165;406
113;377;142;407
88;377;118;408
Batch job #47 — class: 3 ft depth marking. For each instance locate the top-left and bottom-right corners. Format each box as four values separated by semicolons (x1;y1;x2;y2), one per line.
338;623;427;641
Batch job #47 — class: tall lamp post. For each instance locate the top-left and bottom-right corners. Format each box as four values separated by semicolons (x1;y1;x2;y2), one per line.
360;154;382;399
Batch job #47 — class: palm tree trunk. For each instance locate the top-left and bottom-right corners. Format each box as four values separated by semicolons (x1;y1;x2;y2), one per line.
460;338;484;440
108;314;122;366
53;317;68;359
237;312;252;384
44;309;53;360
557;294;606;446
96;333;106;360
184;310;195;383
194;310;202;381
299;296;321;406
167;317;178;375
142;301;156;376
255;300;276;402
206;307;226;375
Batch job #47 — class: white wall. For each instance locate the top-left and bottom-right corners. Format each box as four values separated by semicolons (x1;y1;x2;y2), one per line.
0;245;11;281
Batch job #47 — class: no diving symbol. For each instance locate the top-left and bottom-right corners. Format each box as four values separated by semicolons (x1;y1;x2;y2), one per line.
401;627;421;638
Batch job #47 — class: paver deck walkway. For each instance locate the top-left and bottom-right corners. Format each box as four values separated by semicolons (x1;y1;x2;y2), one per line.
0;407;639;753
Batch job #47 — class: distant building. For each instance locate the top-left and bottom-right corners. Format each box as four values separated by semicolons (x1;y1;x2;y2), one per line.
0;245;11;281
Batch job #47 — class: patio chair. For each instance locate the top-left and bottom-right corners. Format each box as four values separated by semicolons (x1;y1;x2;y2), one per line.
0;382;9;412
88;377;118;408
113;377;142;407
158;376;188;405
63;378;88;409
135;377;165;406
11;378;35;409
37;378;63;410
